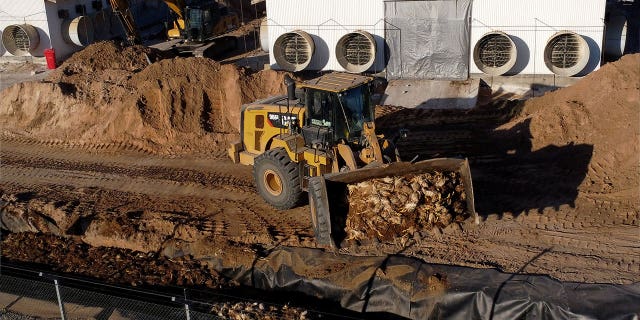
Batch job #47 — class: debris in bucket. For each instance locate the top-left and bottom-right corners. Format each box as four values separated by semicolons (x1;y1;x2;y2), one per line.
345;171;468;243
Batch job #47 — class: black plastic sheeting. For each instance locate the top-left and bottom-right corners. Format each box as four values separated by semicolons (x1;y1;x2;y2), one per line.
205;247;640;320
385;0;472;80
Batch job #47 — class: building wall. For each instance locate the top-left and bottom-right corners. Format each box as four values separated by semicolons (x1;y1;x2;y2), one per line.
265;0;386;72
0;1;50;57
470;0;607;76
2;0;167;60
43;0;112;60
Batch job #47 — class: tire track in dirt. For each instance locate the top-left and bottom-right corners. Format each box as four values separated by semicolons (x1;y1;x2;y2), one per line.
0;132;158;155
0;139;313;249
1;152;255;194
341;215;640;284
0;165;248;201
241;201;315;247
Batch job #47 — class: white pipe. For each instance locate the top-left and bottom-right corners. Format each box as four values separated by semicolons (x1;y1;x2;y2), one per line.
260;17;269;53
63;16;95;47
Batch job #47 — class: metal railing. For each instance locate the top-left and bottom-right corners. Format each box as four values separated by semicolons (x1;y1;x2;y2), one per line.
0;264;344;320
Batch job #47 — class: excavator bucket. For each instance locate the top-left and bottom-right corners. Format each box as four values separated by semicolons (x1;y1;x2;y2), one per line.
308;158;477;248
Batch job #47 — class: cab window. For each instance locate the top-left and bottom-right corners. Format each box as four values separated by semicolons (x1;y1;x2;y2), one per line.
305;89;333;127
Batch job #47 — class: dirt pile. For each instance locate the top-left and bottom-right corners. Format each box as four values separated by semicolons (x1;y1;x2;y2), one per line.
0;41;288;155
0;192;90;236
498;54;640;195
345;172;467;243
49;41;166;77
2;232;229;288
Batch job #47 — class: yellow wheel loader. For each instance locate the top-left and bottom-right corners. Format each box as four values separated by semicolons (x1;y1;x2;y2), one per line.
229;73;477;247
229;73;400;208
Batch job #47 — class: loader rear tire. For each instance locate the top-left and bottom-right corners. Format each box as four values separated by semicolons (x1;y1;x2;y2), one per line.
253;148;303;210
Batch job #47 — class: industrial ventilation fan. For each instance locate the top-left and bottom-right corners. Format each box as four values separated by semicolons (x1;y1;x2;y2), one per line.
1;24;40;56
273;30;315;72
544;31;590;76
62;16;94;47
473;31;517;76
335;30;377;73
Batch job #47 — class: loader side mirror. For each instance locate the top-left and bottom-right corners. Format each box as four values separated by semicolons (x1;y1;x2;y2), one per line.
284;75;296;101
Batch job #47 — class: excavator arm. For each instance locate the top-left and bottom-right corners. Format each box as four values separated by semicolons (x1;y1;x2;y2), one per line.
108;0;141;45
162;0;185;20
108;0;186;45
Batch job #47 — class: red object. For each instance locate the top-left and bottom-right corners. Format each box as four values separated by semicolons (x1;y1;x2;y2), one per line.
44;48;57;69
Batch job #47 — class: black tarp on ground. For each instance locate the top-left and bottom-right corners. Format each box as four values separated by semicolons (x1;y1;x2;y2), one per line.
205;247;640;320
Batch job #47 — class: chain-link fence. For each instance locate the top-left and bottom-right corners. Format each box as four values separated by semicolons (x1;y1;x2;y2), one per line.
0;265;359;320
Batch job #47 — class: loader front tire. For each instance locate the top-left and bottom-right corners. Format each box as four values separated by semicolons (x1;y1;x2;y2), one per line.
253;148;303;210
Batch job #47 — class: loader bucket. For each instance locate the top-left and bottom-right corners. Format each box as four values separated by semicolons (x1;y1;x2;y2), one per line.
308;158;477;248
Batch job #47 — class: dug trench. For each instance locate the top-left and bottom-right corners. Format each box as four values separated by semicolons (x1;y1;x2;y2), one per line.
0;42;638;317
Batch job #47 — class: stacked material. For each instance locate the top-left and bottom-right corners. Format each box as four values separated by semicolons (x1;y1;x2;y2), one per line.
345;171;467;242
2;233;229;288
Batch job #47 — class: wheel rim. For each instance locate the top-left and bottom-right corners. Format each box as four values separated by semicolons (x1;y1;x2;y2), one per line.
263;169;283;196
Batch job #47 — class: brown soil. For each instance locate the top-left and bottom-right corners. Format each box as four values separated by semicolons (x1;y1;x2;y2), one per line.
0;41;289;155
498;53;640;196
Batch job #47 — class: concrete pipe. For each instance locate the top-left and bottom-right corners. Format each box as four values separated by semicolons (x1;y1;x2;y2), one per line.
63;16;95;47
259;17;269;53
1;24;40;56
544;31;590;77
273;30;314;72
473;31;517;76
336;30;377;73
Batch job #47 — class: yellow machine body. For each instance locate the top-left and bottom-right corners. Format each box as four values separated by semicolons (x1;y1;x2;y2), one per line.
229;73;387;189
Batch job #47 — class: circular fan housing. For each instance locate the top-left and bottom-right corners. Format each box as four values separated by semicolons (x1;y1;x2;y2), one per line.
473;31;517;76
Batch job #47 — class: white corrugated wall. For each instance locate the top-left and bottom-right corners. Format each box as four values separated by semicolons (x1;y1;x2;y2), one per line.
265;0;386;72
470;0;607;75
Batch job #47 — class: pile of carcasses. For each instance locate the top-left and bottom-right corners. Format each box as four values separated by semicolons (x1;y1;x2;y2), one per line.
345;171;467;243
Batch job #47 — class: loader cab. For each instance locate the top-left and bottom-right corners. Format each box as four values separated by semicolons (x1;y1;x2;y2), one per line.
184;0;220;42
300;75;375;151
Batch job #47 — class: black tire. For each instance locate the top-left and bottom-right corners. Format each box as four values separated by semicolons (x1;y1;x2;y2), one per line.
253;148;303;210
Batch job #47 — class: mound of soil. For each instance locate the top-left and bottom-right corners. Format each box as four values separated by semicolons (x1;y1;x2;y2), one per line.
0;41;289;155
49;41;166;77
498;54;640;195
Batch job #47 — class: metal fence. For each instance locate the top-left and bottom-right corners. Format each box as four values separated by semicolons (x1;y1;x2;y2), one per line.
0;265;353;320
